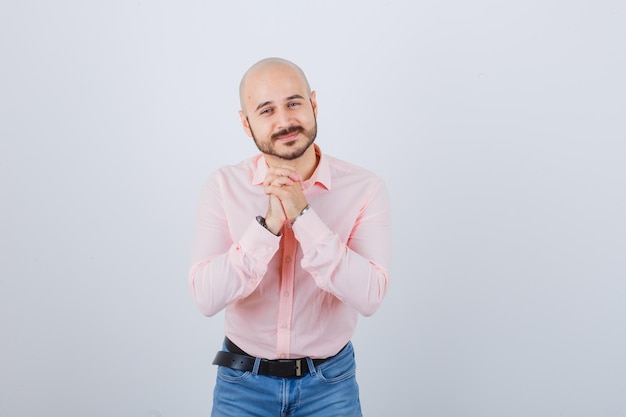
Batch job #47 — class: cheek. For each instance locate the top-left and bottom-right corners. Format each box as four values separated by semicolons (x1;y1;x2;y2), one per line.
249;121;273;140
254;124;269;137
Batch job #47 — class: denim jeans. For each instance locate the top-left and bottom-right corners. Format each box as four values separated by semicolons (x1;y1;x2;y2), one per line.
211;341;362;417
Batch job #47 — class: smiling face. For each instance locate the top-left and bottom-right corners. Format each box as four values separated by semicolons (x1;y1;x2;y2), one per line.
239;59;318;161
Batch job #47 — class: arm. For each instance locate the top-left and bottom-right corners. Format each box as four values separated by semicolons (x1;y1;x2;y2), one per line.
188;174;280;317
294;178;392;316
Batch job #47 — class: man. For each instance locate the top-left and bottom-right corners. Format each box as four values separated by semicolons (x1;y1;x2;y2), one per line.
189;57;392;416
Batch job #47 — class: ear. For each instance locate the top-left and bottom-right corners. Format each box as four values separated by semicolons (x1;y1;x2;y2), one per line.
239;110;253;138
310;91;318;118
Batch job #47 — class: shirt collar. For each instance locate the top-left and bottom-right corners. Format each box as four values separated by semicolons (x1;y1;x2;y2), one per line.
251;144;331;191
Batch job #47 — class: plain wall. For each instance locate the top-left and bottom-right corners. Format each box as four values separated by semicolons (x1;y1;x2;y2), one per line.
1;1;625;416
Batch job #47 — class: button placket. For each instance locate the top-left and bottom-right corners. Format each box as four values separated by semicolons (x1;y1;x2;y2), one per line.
275;227;297;357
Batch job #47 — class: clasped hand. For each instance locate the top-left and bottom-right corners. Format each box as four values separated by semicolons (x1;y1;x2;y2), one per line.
263;166;308;234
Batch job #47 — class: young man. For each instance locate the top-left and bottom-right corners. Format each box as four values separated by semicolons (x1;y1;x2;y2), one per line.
189;57;392;416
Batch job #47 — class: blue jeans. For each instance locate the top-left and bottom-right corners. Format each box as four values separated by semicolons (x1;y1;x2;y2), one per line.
211;342;362;417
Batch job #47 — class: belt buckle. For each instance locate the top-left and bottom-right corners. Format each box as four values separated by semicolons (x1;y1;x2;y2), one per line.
272;358;304;377
295;359;302;377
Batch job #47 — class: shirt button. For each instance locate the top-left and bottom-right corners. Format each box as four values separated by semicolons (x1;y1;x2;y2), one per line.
280;323;288;329
283;291;290;298
280;354;286;359
285;256;292;263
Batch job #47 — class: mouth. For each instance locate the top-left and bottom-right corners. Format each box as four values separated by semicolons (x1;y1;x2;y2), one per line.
275;131;300;142
272;126;304;142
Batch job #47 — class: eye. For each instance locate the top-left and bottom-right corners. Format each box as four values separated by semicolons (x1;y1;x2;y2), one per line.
287;101;301;108
260;107;273;115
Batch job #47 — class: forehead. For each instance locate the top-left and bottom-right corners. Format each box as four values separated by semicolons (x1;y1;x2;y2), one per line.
242;65;309;109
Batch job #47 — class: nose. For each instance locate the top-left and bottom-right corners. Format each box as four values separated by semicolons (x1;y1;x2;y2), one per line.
274;107;293;130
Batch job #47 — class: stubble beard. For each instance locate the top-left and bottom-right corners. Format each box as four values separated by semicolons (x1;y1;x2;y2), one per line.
250;119;318;161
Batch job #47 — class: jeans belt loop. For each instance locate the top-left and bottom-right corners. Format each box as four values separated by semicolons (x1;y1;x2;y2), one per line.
305;357;316;376
252;357;261;375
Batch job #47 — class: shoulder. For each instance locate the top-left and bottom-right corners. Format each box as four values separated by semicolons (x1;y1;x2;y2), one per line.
207;154;260;180
324;153;385;183
201;154;261;192
319;153;388;203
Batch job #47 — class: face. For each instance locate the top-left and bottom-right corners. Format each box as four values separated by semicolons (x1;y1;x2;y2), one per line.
240;65;318;161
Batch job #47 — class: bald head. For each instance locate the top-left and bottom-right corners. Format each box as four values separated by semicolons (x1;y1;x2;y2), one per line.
239;58;312;114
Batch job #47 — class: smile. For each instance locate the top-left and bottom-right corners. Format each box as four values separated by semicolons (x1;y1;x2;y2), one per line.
275;132;300;142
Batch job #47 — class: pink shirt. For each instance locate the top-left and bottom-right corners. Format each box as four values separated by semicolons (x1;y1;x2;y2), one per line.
189;145;391;360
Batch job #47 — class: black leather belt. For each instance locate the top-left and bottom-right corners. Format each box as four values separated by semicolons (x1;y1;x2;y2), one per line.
212;337;333;378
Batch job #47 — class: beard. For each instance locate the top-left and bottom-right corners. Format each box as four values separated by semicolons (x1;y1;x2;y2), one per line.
249;119;318;161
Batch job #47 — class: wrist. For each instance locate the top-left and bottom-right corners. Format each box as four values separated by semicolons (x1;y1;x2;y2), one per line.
256;215;281;236
290;204;311;225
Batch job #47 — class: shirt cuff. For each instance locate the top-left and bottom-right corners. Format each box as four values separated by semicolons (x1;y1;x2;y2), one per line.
291;207;331;249
238;217;281;264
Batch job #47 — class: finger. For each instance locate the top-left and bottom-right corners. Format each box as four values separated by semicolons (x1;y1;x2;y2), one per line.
270;177;295;187
264;183;289;195
263;184;282;195
264;170;297;185
267;166;302;182
263;177;294;188
264;183;294;198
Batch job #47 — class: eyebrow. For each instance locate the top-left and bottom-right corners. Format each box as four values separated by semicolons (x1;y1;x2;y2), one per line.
286;94;305;101
255;94;306;112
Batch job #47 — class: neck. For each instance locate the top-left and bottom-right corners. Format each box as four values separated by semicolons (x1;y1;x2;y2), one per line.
265;145;319;180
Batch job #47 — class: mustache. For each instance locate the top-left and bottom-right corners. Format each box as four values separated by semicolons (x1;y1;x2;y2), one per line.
271;125;304;140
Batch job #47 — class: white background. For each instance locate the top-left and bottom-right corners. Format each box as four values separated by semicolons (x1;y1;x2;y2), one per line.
1;1;625;416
